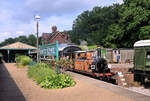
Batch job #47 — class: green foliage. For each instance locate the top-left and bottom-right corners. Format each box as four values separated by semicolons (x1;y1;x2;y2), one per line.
79;46;87;51
0;34;40;47
16;56;32;67
104;0;150;48
40;73;75;89
27;34;37;46
70;4;121;46
103;24;123;48
70;0;150;48
46;58;72;73
28;63;56;84
28;63;76;89
87;45;97;50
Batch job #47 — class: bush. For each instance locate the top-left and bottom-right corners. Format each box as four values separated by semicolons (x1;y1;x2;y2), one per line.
28;63;76;89
16;55;32;67
40;73;76;89
28;63;56;84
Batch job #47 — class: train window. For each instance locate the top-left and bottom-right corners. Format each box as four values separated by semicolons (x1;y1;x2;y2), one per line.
146;51;150;59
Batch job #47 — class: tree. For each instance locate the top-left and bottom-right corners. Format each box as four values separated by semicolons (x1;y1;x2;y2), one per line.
71;4;121;46
16;36;28;43
0;34;37;47
27;34;36;46
0;38;16;46
71;11;91;44
105;0;150;48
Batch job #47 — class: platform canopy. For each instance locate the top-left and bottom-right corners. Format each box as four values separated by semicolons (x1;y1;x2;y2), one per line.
0;42;36;63
134;39;150;47
0;42;36;50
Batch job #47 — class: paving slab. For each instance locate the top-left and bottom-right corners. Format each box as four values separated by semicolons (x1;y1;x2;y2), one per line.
0;63;26;101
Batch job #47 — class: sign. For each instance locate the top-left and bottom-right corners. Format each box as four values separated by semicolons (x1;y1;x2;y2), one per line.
39;45;56;56
39;40;59;73
39;40;58;57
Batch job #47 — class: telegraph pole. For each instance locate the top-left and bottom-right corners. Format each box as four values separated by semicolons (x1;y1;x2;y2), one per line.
35;15;40;63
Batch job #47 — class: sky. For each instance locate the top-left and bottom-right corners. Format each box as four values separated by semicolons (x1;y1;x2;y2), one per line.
0;0;123;42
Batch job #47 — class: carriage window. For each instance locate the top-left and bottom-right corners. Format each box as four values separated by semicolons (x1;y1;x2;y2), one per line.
146;51;150;59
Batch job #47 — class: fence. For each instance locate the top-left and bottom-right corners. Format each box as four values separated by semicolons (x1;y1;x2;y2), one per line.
105;48;134;63
120;49;134;63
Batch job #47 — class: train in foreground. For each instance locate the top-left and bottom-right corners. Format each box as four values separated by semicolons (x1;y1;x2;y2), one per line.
69;48;115;81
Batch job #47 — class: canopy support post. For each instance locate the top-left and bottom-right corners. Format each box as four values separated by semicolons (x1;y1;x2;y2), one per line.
7;50;10;63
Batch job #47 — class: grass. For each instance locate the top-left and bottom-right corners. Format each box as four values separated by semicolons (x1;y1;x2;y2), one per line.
79;45;104;50
87;45;97;50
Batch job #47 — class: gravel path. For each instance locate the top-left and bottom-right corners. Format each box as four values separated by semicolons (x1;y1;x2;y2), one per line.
1;63;135;101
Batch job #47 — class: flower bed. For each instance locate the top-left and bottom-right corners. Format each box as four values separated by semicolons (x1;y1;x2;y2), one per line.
28;63;76;89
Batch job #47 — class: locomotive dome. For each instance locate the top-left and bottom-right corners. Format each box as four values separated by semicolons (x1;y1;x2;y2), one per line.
134;39;150;47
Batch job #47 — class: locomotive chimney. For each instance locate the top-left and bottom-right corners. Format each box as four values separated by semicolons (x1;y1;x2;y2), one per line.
97;45;101;58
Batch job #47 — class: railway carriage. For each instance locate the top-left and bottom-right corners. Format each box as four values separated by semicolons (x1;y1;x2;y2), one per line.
134;40;150;84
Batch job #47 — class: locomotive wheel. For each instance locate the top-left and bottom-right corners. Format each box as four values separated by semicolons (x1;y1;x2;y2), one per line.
134;74;141;82
101;76;110;81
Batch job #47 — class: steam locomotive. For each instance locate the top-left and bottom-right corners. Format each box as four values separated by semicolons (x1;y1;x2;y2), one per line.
69;48;115;81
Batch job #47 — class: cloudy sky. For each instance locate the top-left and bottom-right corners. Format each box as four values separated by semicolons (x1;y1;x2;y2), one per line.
0;0;123;42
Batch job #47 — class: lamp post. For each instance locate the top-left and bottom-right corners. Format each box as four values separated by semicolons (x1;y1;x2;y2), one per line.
35;15;40;63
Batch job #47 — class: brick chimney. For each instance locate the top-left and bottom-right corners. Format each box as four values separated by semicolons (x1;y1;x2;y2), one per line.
52;25;57;33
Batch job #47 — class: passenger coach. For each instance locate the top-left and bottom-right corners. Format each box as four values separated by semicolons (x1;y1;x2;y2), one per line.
134;39;150;84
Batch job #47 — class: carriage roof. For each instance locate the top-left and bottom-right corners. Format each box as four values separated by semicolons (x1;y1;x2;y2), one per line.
134;39;150;47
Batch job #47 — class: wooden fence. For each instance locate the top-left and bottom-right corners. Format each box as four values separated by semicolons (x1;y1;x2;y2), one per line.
105;48;134;63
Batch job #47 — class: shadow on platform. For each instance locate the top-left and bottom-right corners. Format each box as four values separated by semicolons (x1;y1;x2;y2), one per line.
0;62;26;101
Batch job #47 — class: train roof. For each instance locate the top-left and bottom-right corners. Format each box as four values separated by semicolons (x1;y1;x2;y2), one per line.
134;39;150;47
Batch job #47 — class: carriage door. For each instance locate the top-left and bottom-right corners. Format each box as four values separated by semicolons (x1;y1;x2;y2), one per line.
145;50;150;71
134;48;145;71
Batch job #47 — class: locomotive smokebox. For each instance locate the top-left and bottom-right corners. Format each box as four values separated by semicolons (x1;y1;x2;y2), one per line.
92;57;109;73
